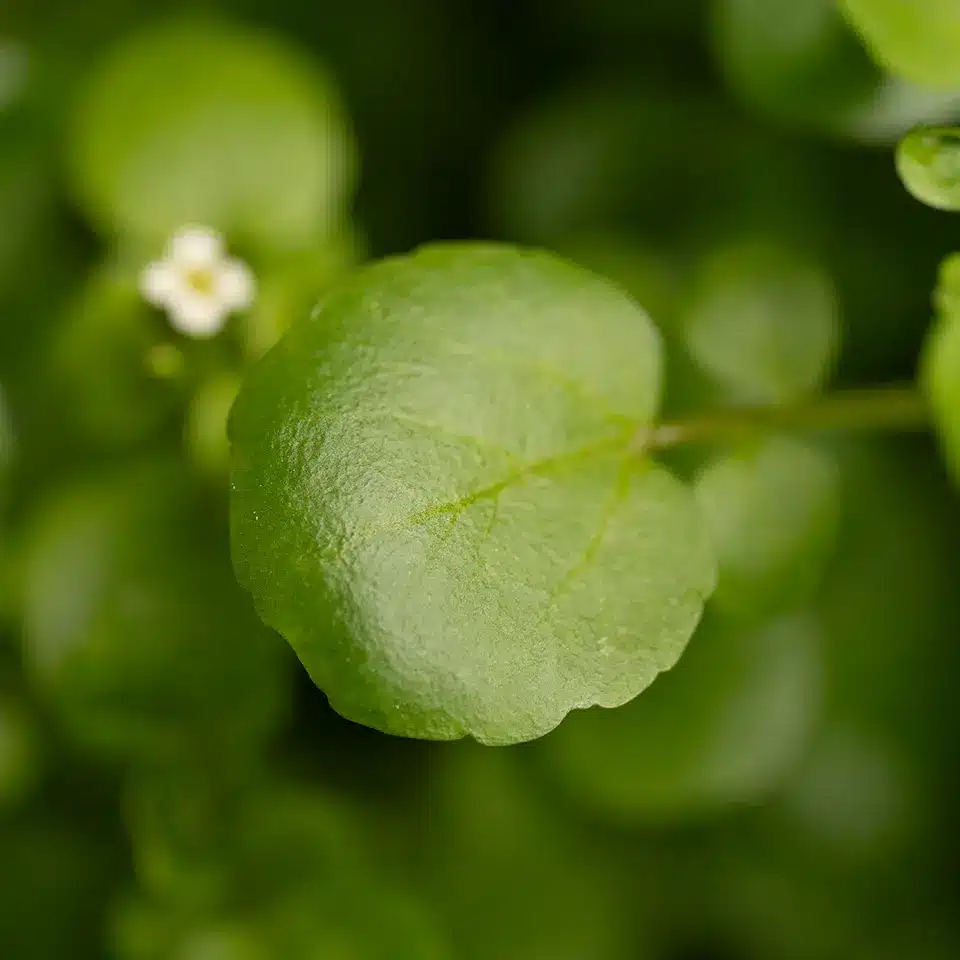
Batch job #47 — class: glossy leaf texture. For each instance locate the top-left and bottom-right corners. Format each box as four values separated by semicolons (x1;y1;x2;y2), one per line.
896;127;960;211
68;18;357;251
538;613;823;823
694;435;840;621
20;459;290;760
682;239;839;404
840;0;960;88
230;243;716;744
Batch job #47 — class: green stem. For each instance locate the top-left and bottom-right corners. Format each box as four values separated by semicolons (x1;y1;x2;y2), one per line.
637;384;930;452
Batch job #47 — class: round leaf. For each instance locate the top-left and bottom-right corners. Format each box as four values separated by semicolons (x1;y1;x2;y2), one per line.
694;435;840;620
230;243;716;745
69;18;357;250
896;127;960;211
538;613;823;823
711;0;877;128
840;0;960;88
683;239;839;404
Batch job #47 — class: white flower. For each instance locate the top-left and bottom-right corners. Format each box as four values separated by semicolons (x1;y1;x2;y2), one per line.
140;226;255;339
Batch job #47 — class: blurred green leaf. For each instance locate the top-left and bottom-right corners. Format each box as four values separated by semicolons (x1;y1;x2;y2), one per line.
0;816;120;960
0;695;41;808
421;743;635;960
489;84;830;250
539;613;822;823
0;382;11;489
922;254;960;483
840;0;960;88
683;239;839;403
0;115;56;298
712;0;877;126
896;126;960;211
121;775;450;959
186;371;242;481
45;263;187;448
239;229;366;361
230;243;715;744
694;435;839;620
21;458;290;760
69;18;357;251
923;313;960;484
820;439;960;754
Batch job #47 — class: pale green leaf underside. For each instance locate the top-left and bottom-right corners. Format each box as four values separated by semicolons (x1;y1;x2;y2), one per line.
230;243;716;744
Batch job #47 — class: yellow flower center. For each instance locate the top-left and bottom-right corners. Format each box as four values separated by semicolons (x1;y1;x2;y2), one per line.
185;267;216;297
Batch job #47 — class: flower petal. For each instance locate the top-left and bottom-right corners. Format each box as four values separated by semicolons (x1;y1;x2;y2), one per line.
216;258;256;311
168;226;224;269
168;291;229;339
139;260;179;307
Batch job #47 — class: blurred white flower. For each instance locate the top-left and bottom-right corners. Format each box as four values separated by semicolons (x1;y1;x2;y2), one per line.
140;226;255;338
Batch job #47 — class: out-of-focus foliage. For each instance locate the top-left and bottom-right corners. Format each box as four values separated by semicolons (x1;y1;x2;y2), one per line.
841;0;960;88
694;435;839;619
69;18;357;252
1;0;960;957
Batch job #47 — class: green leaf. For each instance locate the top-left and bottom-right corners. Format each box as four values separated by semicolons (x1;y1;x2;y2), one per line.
0;696;41;809
551;233;730;418
46;264;186;447
896;127;960;211
840;0;960;88
923;255;960;483
0;816;121;960
0;383;11;492
230;243;716;745
422;743;635;960
683;239;839;404
711;0;878;128
68;18;357;250
240;230;366;361
538;613;823;823
488;86;825;249
20;459;290;760
694;435;840;621
923;313;960;484
185;372;242;481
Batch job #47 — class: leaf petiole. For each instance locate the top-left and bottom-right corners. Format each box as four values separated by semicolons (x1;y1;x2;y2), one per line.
638;384;929;452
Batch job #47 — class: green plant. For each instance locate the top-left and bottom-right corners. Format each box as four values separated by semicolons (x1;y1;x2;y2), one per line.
4;4;960;958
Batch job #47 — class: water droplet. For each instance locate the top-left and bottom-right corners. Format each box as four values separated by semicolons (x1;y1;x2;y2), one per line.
897;126;960;211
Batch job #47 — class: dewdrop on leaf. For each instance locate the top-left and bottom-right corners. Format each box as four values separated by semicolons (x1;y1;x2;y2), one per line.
140;226;255;338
